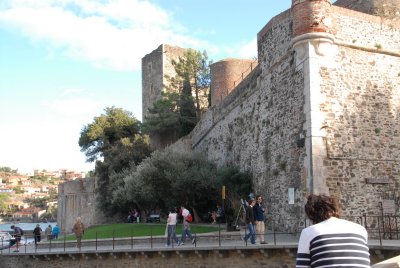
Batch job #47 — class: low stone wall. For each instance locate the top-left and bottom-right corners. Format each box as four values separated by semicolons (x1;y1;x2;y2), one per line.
1;245;399;268
0;247;297;268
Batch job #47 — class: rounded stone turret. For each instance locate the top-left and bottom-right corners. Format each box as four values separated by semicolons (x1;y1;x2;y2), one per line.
291;0;333;38
210;58;257;106
334;0;400;19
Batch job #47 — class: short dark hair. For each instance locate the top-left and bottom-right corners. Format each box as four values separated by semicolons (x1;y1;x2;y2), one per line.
305;194;340;224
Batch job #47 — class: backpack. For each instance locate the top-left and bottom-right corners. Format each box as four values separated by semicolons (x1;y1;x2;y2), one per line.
186;214;193;223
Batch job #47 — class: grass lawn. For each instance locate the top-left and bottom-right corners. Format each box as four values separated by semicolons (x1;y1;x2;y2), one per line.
65;223;222;240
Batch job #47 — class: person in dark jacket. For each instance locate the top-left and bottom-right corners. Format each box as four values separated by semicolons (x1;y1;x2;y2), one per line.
33;224;42;246
242;198;256;245
10;225;23;252
254;195;267;244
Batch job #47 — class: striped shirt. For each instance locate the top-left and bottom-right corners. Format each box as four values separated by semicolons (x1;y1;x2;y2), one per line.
296;217;370;268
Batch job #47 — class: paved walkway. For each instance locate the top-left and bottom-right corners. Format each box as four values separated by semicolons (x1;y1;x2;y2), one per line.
1;229;399;255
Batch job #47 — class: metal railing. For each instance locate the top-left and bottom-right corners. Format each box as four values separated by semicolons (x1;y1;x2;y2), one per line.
1;215;398;254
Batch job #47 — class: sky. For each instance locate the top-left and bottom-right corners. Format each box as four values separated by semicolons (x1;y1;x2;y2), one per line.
0;0;291;174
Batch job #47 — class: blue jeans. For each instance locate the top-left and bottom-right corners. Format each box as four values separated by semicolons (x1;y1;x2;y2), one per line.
181;221;192;242
243;223;256;244
167;225;179;246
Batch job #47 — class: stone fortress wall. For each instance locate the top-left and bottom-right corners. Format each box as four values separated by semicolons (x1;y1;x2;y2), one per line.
169;0;400;225
57;178;106;232
57;0;400;231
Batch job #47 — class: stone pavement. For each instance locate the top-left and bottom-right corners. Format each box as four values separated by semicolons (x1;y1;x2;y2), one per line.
1;228;399;255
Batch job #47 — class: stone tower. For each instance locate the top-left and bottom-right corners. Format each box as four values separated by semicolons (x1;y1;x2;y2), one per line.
291;0;337;195
141;44;187;149
142;44;187;121
210;59;257;106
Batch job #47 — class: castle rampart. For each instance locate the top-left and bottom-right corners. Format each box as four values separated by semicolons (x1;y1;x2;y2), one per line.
170;0;400;222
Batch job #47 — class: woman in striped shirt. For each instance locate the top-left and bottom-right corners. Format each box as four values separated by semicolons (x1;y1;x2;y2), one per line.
296;194;370;268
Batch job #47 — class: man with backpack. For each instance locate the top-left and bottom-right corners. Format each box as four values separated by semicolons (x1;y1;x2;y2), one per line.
10;225;24;252
179;205;195;245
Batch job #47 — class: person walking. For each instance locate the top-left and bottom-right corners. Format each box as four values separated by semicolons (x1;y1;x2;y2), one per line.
242;197;256;245
52;224;59;240
33;224;42;247
165;207;180;247
254;194;267;244
72;217;85;249
296;194;370;267
45;225;53;241
179;205;195;245
10;225;24;252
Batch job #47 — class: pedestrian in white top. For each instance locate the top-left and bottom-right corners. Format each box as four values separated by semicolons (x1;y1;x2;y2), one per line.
165;207;179;247
179;205;195;245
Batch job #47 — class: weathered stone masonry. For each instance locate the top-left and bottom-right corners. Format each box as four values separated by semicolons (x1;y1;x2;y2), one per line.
169;0;400;225
57;178;105;233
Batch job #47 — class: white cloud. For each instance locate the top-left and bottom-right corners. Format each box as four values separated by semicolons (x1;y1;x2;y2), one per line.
0;0;211;71
237;38;258;59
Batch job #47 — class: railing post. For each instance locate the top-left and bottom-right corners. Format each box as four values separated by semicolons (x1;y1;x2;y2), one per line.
131;228;133;249
63;232;66;252
49;236;52;252
244;226;248;246
112;230;115;250
363;214;367;229
218;223;221;247
150;227;153;249
378;216;382;246
273;219;277;246
95;231;98;251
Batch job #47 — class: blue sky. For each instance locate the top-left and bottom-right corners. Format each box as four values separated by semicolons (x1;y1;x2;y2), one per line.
0;0;291;173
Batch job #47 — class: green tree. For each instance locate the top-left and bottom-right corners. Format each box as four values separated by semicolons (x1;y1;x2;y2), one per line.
0;167;18;173
24;197;49;209
79;106;142;162
12;186;24;194
179;80;197;136
215;167;253;222
0;193;10;214
79;106;152;214
113;149;219;221
143;49;212;138
141;91;180;135
168;49;212;119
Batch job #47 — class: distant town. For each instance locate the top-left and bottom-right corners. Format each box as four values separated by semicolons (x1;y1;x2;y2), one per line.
0;167;89;223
